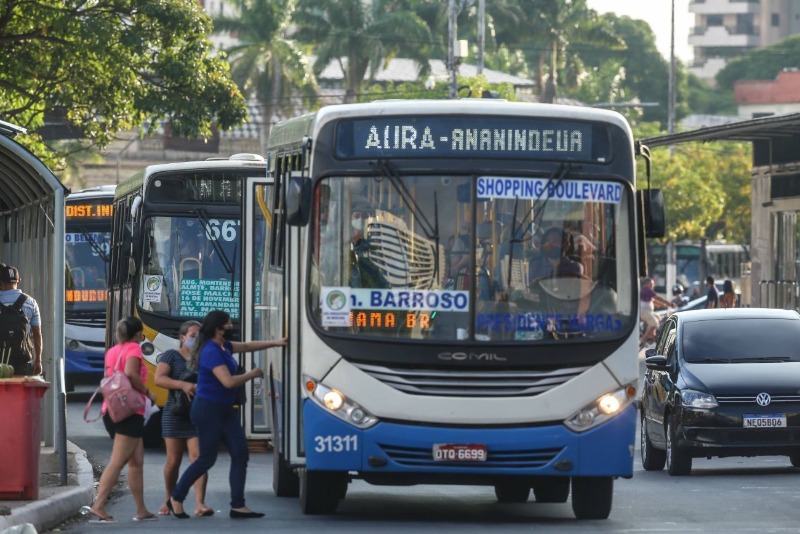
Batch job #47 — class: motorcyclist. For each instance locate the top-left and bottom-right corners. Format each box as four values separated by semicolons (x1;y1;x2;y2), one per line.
671;283;689;308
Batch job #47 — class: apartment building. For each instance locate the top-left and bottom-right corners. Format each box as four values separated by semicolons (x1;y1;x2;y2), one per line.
689;0;800;85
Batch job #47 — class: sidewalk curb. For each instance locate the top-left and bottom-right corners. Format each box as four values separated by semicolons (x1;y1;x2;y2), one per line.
0;442;94;533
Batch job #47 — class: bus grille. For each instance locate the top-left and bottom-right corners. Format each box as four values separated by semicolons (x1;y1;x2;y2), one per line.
353;363;591;397
378;443;563;468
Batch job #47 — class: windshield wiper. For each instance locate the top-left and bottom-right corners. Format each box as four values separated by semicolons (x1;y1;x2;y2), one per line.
373;159;441;284
196;208;234;275
76;224;110;264
733;356;791;363
690;358;730;363
531;162;571;232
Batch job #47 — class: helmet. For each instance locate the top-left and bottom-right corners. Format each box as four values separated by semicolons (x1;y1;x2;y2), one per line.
672;283;684;295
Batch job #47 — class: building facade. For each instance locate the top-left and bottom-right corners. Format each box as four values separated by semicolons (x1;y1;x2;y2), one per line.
688;0;800;85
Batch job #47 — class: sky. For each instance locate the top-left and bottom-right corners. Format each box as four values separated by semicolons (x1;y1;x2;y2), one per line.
587;0;692;63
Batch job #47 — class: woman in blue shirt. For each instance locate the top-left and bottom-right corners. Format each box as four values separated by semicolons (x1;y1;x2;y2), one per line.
168;310;287;519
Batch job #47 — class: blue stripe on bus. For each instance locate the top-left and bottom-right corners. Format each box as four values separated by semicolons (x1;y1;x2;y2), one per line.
303;399;635;477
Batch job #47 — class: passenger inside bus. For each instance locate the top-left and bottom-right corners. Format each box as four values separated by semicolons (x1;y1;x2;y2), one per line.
348;197;389;288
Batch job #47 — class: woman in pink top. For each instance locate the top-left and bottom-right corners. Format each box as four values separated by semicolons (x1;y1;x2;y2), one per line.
86;316;157;523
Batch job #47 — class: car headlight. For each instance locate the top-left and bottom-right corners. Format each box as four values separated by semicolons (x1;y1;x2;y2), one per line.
564;383;637;432
303;375;378;429
680;389;718;409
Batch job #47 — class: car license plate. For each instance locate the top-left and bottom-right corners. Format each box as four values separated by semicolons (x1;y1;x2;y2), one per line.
432;444;488;462
743;414;787;428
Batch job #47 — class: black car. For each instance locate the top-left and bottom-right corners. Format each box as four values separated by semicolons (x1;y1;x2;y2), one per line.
640;308;800;475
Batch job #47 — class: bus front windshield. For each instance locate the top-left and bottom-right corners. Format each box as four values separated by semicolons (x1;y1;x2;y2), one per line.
139;216;241;319
65;229;111;313
310;174;635;343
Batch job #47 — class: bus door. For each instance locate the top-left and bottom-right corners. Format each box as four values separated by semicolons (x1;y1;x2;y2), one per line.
243;176;275;440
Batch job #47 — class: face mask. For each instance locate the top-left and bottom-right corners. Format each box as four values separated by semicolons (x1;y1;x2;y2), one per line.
351;218;364;232
223;328;235;341
183;336;196;349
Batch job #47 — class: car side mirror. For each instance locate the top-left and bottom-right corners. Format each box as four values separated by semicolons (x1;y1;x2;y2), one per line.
645;354;668;370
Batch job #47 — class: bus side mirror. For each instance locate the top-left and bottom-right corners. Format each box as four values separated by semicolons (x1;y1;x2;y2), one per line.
638;189;665;238
286;175;311;226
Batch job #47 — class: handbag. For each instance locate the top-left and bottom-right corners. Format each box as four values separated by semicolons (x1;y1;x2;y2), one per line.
84;345;145;423
234;365;247;406
170;369;198;418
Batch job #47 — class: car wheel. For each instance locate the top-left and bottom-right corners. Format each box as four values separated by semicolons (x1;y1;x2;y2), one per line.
640;414;666;471
666;419;691;476
571;476;613;520
789;453;800;467
494;480;530;503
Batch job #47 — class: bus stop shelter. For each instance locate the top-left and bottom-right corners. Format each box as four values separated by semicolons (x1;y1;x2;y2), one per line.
642;112;800;309
0;120;68;463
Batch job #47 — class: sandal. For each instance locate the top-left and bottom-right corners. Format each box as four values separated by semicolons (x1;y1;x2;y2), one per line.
133;513;158;521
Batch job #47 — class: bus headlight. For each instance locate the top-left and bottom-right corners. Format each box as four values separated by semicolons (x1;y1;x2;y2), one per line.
65;338;80;351
304;376;378;429
564;383;637;433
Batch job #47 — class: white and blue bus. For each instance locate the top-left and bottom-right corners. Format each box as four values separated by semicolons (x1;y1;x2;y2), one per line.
243;100;663;519
64;185;115;390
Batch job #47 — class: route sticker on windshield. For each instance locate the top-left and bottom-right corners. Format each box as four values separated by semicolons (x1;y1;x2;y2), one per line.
143;275;163;303
321;287;352;327
477;176;622;204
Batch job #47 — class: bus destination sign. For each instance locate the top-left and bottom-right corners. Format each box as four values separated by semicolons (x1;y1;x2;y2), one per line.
336;117;599;161
66;201;113;220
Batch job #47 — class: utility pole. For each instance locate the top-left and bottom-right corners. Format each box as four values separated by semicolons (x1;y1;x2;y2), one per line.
448;0;458;99
477;0;485;74
668;0;676;139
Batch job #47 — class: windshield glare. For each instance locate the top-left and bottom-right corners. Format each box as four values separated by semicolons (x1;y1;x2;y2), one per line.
139;216;240;319
65;230;111;312
310;175;634;343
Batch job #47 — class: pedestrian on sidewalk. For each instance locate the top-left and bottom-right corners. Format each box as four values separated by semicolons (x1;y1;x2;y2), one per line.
154;320;213;517
0;262;43;376
168;309;287;520
87;316;157;523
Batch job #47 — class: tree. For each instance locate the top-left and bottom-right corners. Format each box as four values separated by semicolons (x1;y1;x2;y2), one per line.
716;34;800;92
294;0;432;103
0;0;248;169
642;141;751;244
214;0;319;150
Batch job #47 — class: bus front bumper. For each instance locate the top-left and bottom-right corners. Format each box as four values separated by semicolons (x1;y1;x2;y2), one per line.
302;399;635;477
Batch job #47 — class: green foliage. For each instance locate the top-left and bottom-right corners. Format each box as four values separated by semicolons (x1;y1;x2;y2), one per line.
641;142;752;244
0;0;248;164
716;35;800;91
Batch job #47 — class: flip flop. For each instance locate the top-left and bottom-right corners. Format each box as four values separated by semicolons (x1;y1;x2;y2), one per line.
133;513;158;521
84;508;117;524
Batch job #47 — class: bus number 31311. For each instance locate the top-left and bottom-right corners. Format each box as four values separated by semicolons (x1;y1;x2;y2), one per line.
314;434;358;453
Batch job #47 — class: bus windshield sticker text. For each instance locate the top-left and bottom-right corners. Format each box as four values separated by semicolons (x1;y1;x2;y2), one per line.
143;275;163;303
477;312;623;334
337;117;597;161
477;177;622;204
179;279;240;318
321;287;469;330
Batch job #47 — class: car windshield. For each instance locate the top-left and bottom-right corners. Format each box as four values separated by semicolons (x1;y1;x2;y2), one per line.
309;174;635;343
683;317;800;362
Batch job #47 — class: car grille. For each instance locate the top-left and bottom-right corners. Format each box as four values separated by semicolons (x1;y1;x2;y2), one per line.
353;362;591;397
716;394;800;404
379;443;563;468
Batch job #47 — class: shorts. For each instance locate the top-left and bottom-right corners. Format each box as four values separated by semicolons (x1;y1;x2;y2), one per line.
641;310;659;328
102;412;144;439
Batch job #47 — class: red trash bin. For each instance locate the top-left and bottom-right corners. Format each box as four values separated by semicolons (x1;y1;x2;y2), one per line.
0;378;50;500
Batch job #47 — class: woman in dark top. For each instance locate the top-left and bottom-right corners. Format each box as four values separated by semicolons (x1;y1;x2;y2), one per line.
721;279;737;308
168;310;287;519
154;320;212;517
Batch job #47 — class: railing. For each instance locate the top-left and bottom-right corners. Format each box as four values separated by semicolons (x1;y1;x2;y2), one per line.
759;280;799;310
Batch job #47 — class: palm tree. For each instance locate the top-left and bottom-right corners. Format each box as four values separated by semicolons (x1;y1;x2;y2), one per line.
214;0;319;150
528;0;623;103
294;0;433;103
